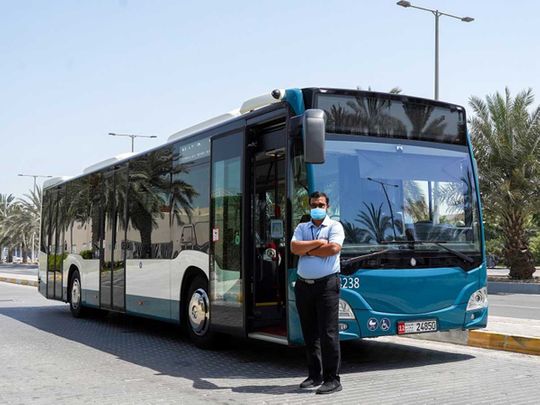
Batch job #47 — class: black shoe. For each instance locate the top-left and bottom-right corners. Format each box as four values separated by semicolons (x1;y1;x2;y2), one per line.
316;379;342;394
299;377;323;389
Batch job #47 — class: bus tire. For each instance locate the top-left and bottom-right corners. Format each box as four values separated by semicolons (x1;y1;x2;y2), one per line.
69;270;85;318
186;275;216;348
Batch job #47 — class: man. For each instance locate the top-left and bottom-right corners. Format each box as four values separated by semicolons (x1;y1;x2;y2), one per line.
290;191;345;395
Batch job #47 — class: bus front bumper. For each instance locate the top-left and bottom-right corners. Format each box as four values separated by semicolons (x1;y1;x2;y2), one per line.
338;304;488;341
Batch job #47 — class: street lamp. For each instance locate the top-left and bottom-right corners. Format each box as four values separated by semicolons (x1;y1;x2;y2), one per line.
17;173;53;195
108;132;158;153
396;1;474;100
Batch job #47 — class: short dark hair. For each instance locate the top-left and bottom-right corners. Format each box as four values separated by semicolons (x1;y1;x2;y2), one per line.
309;191;329;205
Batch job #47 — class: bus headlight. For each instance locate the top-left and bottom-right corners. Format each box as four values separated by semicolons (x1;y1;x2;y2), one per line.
339;299;355;319
466;287;488;311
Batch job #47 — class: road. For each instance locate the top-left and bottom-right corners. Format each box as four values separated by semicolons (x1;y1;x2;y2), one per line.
0;283;538;404
0;263;38;276
488;293;540;320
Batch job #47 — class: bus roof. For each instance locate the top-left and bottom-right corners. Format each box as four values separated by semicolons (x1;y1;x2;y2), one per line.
43;87;465;191
43;89;294;190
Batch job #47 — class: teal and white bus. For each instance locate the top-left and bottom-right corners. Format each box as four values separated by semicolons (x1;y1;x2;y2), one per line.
39;87;488;347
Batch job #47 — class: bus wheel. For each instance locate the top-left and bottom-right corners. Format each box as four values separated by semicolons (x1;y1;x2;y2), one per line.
186;275;216;348
69;271;85;318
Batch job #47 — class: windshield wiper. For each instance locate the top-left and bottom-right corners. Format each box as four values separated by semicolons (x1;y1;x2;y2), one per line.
431;242;475;263
341;249;392;266
381;240;475;263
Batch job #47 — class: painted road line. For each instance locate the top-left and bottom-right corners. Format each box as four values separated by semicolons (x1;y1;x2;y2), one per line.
468;330;540;356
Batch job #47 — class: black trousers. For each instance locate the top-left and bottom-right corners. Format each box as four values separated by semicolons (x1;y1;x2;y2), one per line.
294;274;341;382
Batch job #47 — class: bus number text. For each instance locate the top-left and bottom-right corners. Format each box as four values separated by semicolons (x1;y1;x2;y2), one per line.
340;277;360;289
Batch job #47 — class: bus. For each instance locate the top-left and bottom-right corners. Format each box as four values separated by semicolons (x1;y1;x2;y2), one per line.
38;87;488;347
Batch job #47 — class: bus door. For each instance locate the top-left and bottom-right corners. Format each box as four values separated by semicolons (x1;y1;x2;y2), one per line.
46;186;64;300
209;129;246;335
247;125;288;338
99;165;127;311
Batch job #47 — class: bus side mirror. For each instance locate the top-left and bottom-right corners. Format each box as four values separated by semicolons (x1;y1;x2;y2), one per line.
303;109;326;164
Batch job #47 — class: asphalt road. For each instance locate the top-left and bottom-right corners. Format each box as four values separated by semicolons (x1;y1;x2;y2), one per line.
0;263;38;276
488;293;540;320
0;282;539;405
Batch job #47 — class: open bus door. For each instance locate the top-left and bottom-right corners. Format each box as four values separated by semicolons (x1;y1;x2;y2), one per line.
245;119;289;344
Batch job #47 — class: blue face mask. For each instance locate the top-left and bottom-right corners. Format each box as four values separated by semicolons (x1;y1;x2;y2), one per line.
310;208;327;220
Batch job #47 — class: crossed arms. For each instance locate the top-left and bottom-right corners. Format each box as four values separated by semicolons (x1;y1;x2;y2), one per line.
290;239;341;257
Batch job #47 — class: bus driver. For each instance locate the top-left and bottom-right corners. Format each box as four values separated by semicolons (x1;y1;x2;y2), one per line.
291;191;345;395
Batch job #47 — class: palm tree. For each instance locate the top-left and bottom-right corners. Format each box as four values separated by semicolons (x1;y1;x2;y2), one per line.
0;194;17;262
356;202;402;243
1;189;42;263
341;220;367;244
469;88;540;279
403;180;429;222
17;188;42;261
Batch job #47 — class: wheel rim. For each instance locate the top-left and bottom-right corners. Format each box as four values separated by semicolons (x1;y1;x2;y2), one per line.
188;288;210;336
71;279;81;310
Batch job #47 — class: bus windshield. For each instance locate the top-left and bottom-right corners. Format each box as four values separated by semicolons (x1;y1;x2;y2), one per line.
310;138;482;260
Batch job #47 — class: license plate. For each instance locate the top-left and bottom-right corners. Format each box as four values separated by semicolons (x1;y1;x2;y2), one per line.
397;319;438;335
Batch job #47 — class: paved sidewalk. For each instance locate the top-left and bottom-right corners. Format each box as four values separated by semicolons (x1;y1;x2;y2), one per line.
2;282;539;405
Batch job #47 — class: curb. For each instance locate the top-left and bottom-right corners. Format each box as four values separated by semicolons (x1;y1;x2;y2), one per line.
0;276;38;287
409;329;540;356
468;330;540;356
488;281;540;295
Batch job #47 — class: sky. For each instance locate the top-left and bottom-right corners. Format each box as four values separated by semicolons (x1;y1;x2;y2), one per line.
1;0;539;197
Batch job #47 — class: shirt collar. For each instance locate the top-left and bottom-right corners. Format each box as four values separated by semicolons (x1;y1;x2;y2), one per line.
309;215;330;228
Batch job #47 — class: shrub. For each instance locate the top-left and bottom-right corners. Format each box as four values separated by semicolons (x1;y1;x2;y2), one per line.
530;234;540;266
79;250;93;260
485;238;504;259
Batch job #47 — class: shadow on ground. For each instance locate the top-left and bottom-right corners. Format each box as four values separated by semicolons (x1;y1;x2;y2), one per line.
0;304;474;396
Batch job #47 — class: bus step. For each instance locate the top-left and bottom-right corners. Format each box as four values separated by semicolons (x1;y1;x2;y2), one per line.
248;332;288;345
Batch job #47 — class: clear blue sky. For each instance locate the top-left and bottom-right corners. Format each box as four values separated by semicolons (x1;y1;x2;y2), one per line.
1;0;539;197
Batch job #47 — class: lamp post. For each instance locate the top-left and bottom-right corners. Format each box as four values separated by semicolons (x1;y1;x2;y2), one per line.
396;1;474;100
108;132;158;152
17;173;53;195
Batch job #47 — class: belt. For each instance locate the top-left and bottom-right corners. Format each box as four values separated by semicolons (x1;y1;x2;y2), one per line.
297;273;338;285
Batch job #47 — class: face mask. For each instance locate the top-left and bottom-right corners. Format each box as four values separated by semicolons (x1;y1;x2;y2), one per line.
310;208;326;220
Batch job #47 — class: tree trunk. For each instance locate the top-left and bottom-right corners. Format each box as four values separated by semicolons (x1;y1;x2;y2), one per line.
502;210;535;280
22;242;28;264
7;247;13;263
